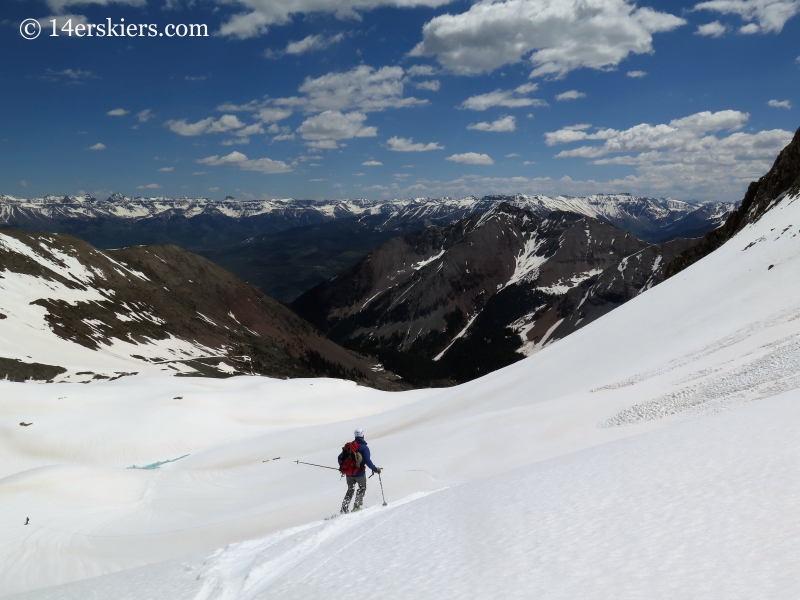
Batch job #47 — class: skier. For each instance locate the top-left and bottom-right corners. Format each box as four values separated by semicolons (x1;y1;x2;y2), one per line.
338;428;381;513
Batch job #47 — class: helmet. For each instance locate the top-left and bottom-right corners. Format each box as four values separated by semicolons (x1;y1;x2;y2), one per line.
354;428;364;438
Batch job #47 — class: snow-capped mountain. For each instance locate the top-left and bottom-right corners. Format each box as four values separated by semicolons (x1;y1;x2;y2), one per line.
292;203;695;384
5;132;800;599
0;192;732;243
0;229;396;387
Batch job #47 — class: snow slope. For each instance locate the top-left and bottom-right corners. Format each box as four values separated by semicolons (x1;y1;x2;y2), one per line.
3;191;800;597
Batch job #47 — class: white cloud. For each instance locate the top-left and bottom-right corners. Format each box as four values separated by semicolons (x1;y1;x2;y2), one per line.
461;86;548;111
386;136;444;152
467;115;516;132
37;67;96;82
158;167;174;172
739;22;761;32
107;108;129;116
237;123;266;136
136;183;161;190
694;0;800;34
45;0;145;10
523;160;536;165
299;65;427;112
505;153;521;157
362;160;383;165
543;109;792;198
216;0;451;39
197;151;292;173
257;107;293;122
166;115;245;136
411;0;685;78
297;110;377;147
406;65;437;76
87;143;106;150
185;76;207;81
414;80;441;91
39;13;89;30
769;99;792;108
137;109;153;123
222;137;250;145
446;152;494;165
627;70;648;77
696;20;727;36
285;33;344;55
555;90;586;101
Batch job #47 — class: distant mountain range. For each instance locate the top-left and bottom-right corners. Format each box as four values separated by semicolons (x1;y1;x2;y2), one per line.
0;193;734;302
292;203;697;385
0;229;399;387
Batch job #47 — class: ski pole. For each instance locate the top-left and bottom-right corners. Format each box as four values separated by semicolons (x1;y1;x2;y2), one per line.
295;460;340;471
378;471;388;506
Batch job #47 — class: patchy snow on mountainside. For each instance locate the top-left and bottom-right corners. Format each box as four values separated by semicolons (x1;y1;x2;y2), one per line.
3;190;800;598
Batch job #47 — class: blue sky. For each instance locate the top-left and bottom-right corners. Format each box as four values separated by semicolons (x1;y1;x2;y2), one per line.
2;0;800;203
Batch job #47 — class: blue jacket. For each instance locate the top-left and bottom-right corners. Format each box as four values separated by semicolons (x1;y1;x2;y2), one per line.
338;437;377;477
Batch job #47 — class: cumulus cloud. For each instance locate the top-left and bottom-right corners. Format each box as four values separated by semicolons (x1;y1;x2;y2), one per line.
446;152;494;165
158;167;174;172
137;109;153;123
216;0;452;39
414;80;441;91
461;85;547;110
297;110;377;148
696;20;727;36
107;108;129;116
627;70;648;77
285;33;344;55
363;160;383;165
555;90;586;101
197;151;292;173
694;0;800;34
386;136;444;152
136;183;161;190
769;99;792;108
543;109;792;199
411;0;685;78
166;115;245;136
299;65;427;112
467;115;516;132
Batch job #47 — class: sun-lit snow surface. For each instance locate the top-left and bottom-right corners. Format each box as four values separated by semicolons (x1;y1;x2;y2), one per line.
0;232;227;382
4;193;800;597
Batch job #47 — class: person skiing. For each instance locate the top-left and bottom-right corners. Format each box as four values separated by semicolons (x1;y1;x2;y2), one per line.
338;428;381;513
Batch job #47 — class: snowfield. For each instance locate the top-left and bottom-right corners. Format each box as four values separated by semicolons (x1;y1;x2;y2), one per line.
4;193;800;598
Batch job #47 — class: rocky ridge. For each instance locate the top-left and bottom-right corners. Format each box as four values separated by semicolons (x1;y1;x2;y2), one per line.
292;203;696;384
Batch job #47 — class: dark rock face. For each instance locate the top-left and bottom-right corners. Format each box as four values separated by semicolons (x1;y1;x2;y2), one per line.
666;126;800;278
0;357;65;382
293;203;697;385
0;229;401;388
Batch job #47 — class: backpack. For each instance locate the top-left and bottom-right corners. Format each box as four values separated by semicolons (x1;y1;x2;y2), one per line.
339;441;363;476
